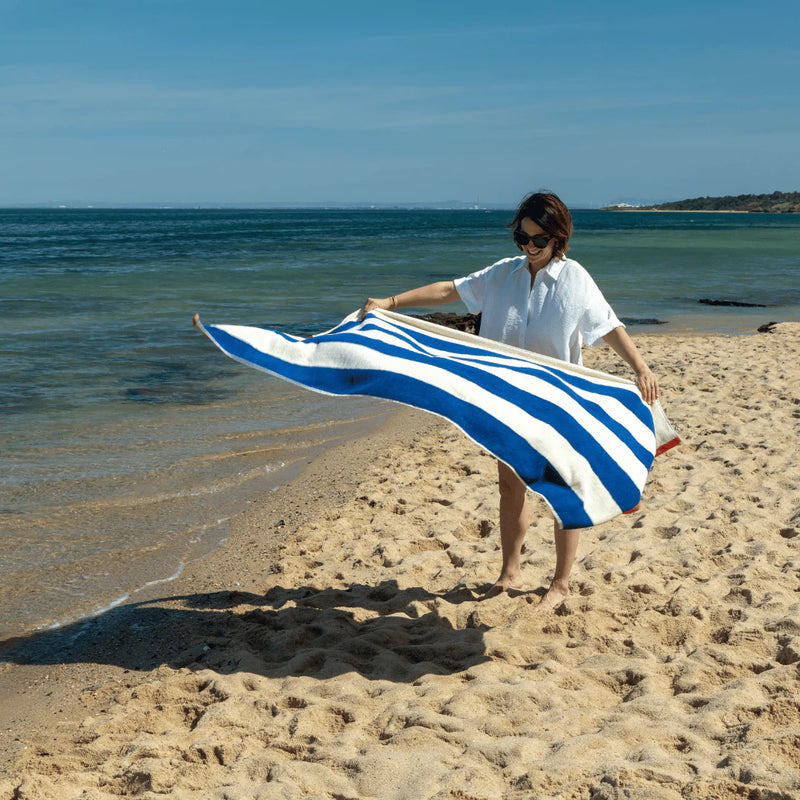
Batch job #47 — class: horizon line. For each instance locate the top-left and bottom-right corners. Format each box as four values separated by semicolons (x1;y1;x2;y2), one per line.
0;201;620;211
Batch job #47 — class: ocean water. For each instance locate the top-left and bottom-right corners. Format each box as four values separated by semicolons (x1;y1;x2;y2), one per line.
2;208;799;641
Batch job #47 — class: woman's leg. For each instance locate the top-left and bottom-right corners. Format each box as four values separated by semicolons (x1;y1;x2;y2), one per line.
483;461;529;598
537;521;582;614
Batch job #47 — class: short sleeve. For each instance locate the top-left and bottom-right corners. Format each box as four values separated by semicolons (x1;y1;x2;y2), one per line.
579;276;624;346
454;264;495;314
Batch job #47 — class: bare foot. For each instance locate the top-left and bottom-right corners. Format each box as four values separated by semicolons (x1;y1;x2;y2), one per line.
535;582;570;616
480;574;523;600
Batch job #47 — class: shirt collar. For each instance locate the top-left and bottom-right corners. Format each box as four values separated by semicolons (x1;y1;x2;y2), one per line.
544;255;567;279
512;254;567;280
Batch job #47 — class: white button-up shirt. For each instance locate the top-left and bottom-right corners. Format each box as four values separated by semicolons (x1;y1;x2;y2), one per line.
454;255;623;365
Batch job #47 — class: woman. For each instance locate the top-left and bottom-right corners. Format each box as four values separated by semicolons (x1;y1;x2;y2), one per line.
361;191;659;613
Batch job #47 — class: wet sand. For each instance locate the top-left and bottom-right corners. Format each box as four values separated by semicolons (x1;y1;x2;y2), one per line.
2;324;800;800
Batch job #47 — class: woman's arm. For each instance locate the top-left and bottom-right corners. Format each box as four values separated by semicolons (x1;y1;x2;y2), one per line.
360;280;460;318
602;326;659;404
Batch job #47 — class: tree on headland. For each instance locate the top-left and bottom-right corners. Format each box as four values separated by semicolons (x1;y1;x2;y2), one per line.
607;191;800;213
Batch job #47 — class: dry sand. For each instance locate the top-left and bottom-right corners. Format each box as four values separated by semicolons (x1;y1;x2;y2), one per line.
2;324;799;800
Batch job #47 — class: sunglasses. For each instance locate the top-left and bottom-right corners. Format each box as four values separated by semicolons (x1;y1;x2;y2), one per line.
513;229;552;249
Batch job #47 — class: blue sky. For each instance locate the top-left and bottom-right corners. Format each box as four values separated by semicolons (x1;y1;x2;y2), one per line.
1;0;798;207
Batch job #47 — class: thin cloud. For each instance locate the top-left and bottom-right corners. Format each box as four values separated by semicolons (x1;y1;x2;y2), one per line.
1;66;731;141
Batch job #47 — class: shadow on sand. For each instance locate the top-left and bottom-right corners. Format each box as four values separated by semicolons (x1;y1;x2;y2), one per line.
0;580;492;682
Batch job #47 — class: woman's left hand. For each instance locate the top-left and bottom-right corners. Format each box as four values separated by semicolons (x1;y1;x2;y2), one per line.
636;368;659;404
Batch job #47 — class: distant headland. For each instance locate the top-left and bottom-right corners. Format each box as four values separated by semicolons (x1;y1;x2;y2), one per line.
605;191;800;213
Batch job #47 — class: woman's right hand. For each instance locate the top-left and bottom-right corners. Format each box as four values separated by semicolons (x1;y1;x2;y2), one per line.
359;281;457;319
360;296;394;319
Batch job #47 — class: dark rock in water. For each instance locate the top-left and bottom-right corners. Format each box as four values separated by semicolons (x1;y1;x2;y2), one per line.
757;321;780;333
699;298;768;308
413;312;671;332
408;312;481;335
620;317;669;326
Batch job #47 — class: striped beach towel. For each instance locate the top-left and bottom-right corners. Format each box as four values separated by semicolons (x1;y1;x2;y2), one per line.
195;309;679;529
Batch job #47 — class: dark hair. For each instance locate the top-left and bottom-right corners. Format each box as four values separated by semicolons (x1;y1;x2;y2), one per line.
509;191;572;258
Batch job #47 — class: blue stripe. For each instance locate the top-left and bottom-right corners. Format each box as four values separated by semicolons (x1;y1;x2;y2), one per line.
274;330;301;343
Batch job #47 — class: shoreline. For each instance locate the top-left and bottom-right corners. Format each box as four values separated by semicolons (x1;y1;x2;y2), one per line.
606;208;752;213
3;325;800;798
0;390;391;643
0;405;444;776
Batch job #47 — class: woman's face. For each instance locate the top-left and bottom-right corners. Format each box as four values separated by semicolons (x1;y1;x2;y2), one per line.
518;217;556;273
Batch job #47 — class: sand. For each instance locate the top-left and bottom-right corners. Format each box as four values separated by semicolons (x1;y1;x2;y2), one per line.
2;323;799;800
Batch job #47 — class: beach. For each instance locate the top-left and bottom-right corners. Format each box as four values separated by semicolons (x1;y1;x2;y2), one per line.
1;323;799;799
